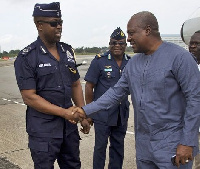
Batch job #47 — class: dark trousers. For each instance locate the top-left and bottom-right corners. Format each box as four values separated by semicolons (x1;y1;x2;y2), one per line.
28;129;81;169
93;122;127;169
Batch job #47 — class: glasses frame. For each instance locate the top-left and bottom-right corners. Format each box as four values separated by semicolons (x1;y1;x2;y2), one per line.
109;41;127;46
37;20;63;27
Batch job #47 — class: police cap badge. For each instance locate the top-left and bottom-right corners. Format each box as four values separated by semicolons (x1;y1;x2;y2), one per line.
110;27;126;40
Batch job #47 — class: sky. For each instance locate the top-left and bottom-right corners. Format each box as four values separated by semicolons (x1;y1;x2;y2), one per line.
0;0;200;52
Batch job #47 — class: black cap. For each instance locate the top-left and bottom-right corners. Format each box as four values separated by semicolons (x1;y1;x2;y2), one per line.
110;27;126;40
33;2;61;18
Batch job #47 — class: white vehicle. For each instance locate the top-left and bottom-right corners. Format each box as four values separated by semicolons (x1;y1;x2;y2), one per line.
181;7;200;45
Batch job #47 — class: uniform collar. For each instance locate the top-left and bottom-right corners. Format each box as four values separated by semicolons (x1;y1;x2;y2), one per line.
60;44;66;53
37;37;62;55
107;51;128;61
37;37;48;54
106;52;128;69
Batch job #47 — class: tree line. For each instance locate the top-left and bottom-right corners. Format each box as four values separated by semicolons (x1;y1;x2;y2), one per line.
0;46;133;58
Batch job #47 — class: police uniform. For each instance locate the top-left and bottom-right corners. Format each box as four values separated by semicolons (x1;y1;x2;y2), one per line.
84;28;130;169
14;2;81;169
83;41;200;169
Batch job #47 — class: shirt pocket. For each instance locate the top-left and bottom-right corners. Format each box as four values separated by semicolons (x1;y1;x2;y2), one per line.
101;71;116;87
28;137;49;152
102;70;115;79
36;66;58;89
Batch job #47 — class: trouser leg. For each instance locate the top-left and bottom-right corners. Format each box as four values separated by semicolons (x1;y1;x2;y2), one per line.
108;123;127;169
93;123;110;169
57;129;81;169
28;135;62;169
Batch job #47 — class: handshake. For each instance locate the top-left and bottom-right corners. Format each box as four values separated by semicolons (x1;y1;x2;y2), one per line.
64;106;93;134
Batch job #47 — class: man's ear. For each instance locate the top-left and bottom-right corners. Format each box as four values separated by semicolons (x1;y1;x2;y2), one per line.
145;25;151;36
36;22;42;31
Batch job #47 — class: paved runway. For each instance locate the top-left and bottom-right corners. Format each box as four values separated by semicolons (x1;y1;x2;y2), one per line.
0;56;136;169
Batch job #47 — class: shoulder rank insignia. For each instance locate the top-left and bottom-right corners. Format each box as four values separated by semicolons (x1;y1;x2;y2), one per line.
22;46;32;55
95;53;101;59
20;42;36;56
68;67;77;74
107;54;111;60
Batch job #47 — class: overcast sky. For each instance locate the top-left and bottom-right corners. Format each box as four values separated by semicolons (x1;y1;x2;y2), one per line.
0;0;199;52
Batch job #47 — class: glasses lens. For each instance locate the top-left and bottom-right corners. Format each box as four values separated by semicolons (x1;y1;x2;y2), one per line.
49;20;63;27
38;20;63;27
49;22;57;27
109;41;126;46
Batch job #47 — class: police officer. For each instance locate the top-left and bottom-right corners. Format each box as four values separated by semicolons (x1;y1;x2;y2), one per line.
14;2;89;169
84;27;130;169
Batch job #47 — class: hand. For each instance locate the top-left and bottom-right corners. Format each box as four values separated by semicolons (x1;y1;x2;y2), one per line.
175;144;193;167
72;107;87;119
80;119;91;134
62;106;85;124
87;118;93;126
80;118;93;134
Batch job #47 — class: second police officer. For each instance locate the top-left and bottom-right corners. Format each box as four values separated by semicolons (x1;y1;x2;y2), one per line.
84;27;130;169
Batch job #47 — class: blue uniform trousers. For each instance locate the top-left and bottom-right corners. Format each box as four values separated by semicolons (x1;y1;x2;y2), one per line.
136;158;193;169
28;129;81;169
93;122;127;169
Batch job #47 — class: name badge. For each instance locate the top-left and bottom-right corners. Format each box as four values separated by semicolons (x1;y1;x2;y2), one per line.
104;68;112;72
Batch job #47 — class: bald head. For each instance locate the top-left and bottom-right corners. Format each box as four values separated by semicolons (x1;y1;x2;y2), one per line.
127;11;162;55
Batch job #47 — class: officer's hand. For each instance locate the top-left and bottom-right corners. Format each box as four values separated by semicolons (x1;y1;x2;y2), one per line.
80;119;91;134
72;107;87;119
63;106;85;124
87;118;93;126
175;144;193;167
71;107;87;123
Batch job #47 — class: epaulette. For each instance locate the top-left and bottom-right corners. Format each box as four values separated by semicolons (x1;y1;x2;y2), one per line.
59;42;72;49
95;53;102;59
59;42;76;63
18;42;36;57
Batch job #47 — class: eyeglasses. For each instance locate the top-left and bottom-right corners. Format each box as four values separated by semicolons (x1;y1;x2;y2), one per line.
37;20;63;27
109;41;127;46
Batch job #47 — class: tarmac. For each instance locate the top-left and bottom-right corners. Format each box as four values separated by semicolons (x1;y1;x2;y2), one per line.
0;57;136;169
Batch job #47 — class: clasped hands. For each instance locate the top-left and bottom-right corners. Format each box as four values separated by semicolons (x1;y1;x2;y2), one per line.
66;106;93;134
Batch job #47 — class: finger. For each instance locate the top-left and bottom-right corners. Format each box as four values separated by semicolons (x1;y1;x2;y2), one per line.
188;155;193;161
80;128;84;133
78;113;86;120
69;120;77;124
80;128;89;134
180;157;186;165
175;156;180;168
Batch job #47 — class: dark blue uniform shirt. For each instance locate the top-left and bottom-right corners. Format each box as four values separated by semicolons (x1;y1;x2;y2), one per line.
84;52;130;126
14;37;80;138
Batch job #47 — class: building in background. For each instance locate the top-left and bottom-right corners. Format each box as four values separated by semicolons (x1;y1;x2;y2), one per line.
161;34;188;50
